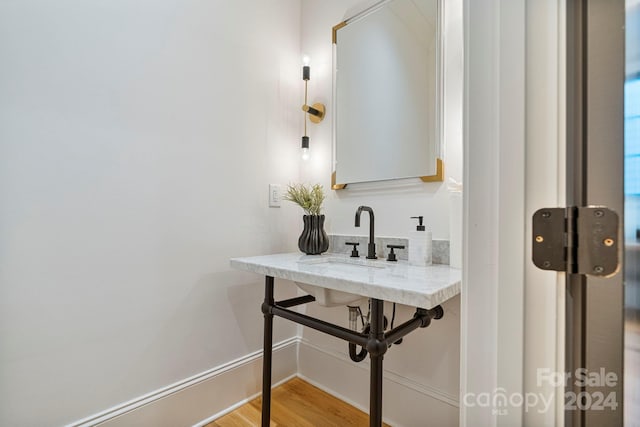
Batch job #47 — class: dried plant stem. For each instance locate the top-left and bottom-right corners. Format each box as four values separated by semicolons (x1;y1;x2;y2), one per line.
283;183;325;215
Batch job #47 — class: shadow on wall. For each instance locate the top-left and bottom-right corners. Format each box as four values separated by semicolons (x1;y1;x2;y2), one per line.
226;275;299;349
109;270;295;398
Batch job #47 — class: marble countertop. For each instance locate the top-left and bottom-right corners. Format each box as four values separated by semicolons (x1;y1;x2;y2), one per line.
230;252;461;309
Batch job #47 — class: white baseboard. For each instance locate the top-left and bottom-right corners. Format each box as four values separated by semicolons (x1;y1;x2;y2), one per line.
66;337;298;427
67;336;459;427
297;338;460;427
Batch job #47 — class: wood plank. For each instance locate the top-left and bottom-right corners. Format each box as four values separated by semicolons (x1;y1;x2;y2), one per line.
208;377;390;427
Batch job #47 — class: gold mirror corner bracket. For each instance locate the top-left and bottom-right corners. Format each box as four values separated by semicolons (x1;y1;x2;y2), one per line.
331;171;347;190
419;158;445;183
332;21;347;44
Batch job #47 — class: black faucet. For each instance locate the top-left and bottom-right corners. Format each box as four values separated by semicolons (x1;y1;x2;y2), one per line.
355;205;376;259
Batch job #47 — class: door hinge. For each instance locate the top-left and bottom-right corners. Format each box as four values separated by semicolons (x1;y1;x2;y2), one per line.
532;207;619;277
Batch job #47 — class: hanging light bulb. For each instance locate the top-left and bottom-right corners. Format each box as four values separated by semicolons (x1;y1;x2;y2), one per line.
299;54;323;161
301;136;310;161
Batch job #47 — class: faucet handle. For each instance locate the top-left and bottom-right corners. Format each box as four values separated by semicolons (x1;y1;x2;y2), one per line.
345;242;360;258
386;244;405;262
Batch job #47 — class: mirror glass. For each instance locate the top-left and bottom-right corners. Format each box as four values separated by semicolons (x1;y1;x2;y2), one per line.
333;0;441;187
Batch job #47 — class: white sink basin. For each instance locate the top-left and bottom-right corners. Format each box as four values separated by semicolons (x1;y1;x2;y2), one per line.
295;257;385;306
297;256;387;269
296;282;365;307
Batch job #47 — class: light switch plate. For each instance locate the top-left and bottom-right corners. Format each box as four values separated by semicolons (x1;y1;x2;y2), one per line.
269;184;281;208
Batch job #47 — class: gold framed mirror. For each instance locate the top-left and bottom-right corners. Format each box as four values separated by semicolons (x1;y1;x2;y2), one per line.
331;0;444;189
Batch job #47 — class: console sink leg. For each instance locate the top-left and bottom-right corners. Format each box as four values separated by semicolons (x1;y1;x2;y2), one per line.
261;276;274;427
369;298;385;427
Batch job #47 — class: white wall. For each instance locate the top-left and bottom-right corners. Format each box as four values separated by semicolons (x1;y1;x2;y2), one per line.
298;1;463;425
0;1;302;425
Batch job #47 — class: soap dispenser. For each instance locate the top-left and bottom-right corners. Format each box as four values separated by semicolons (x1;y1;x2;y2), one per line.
409;216;432;266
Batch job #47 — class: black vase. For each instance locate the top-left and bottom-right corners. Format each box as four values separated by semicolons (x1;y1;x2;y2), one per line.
298;214;329;255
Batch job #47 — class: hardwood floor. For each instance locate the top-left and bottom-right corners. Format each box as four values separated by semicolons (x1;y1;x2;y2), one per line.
207;377;390;427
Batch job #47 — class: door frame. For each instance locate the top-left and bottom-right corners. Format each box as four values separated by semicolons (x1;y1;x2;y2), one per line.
462;0;569;425
565;1;625;426
461;0;529;425
462;0;625;426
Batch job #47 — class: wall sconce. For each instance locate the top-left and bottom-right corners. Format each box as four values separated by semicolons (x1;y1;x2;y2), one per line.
301;55;325;160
